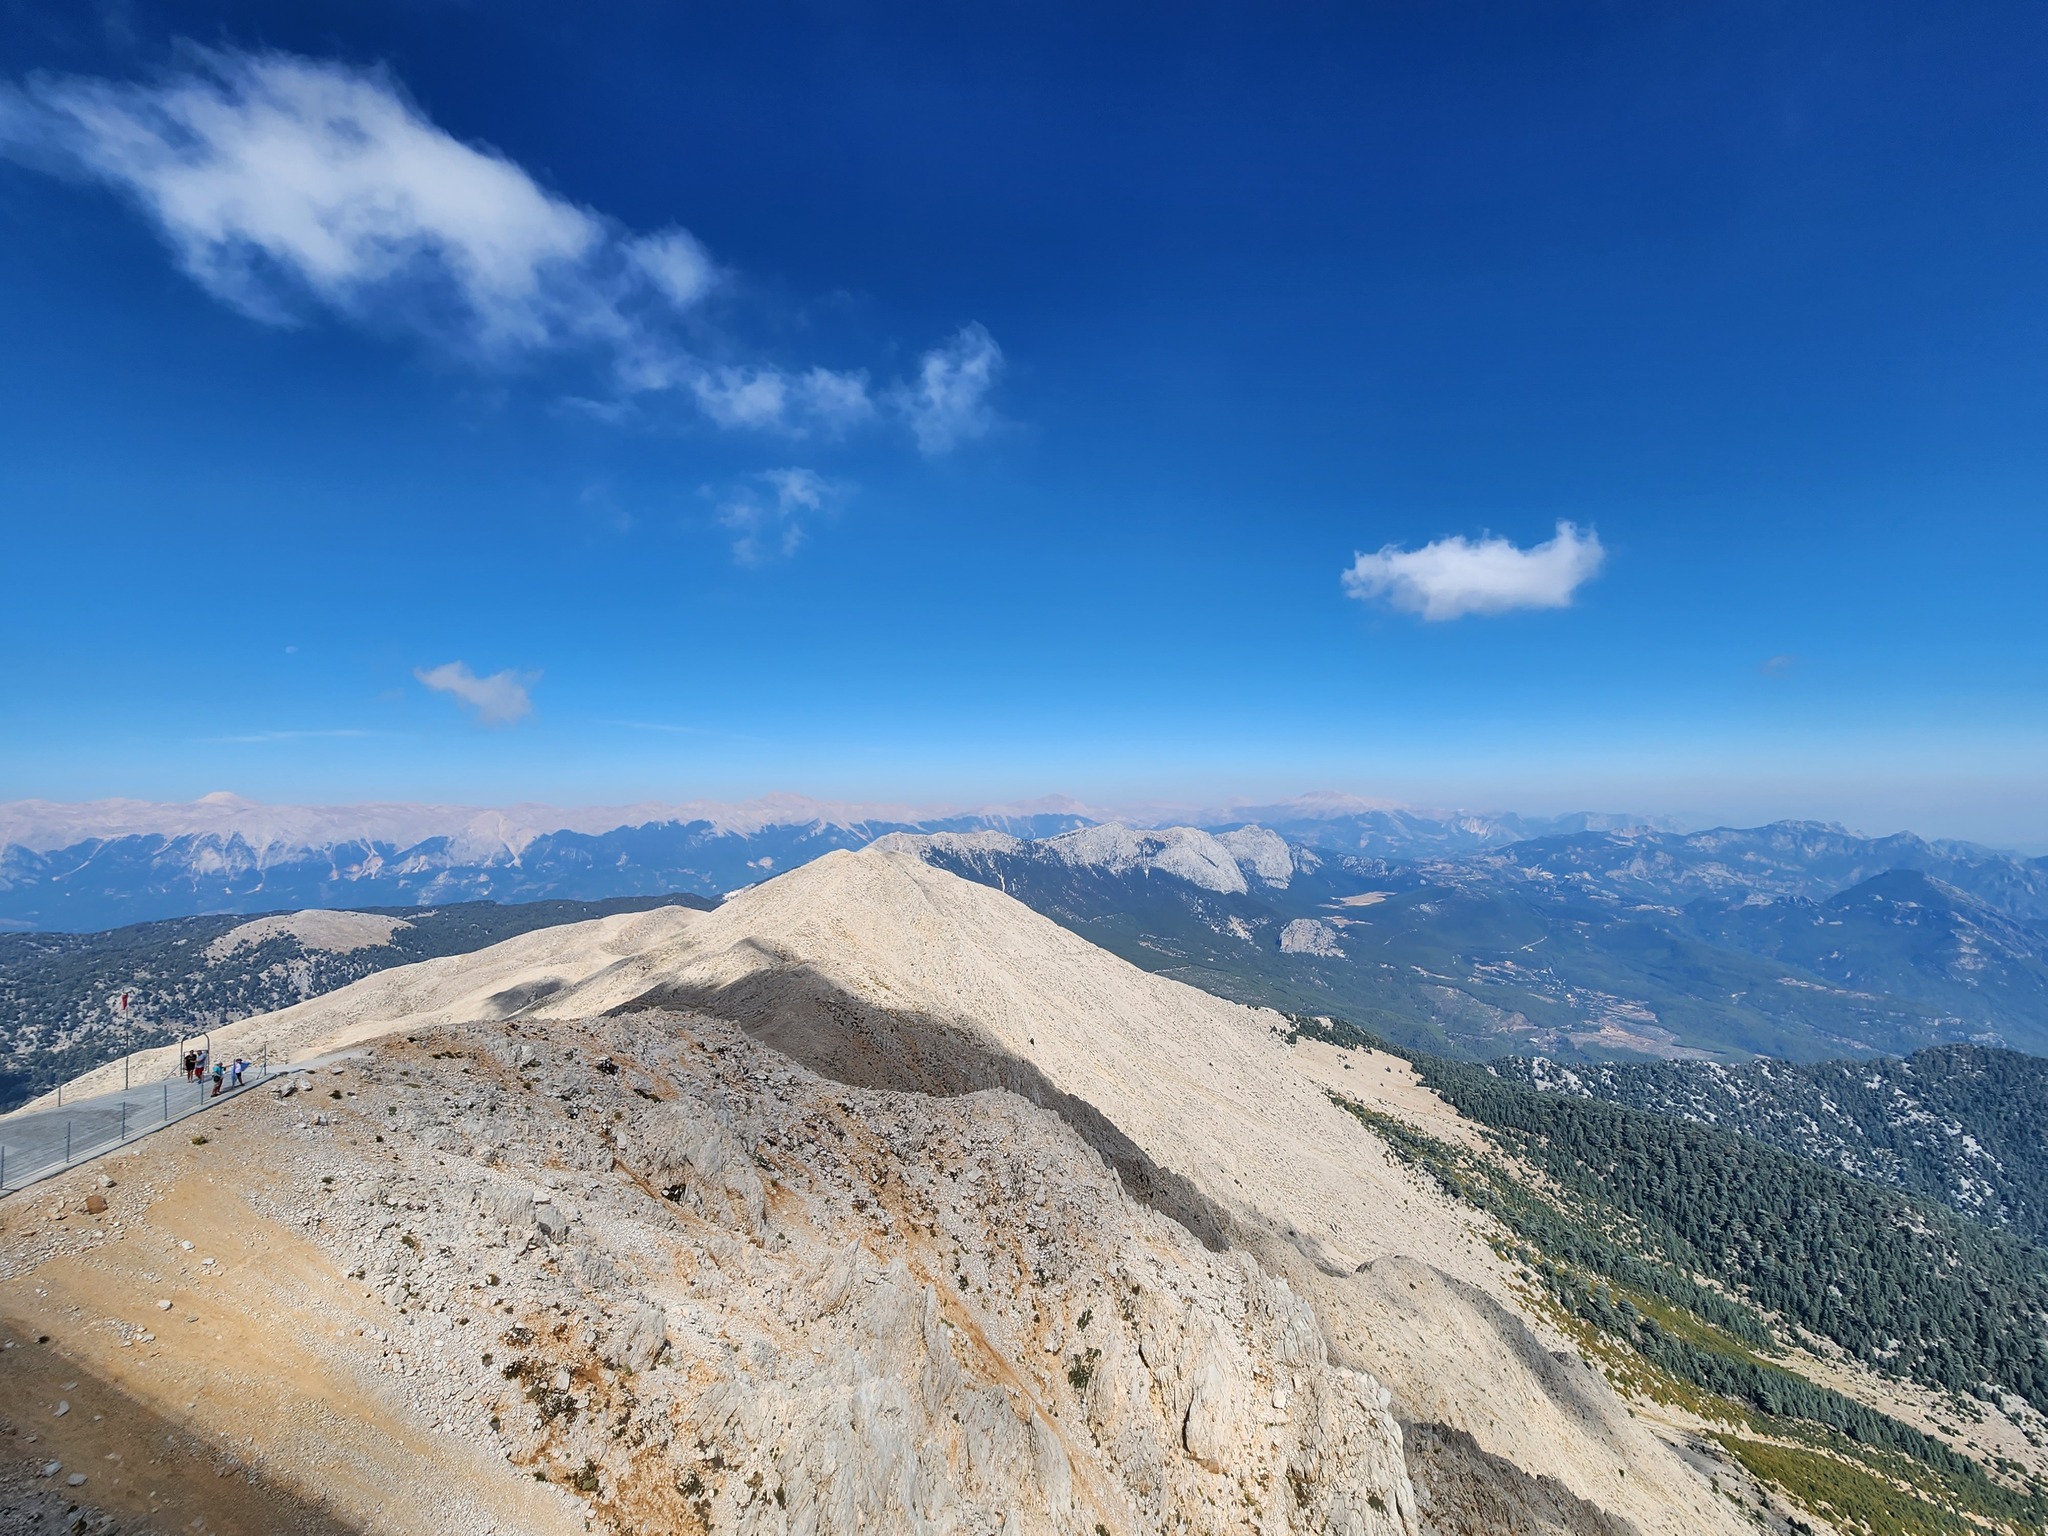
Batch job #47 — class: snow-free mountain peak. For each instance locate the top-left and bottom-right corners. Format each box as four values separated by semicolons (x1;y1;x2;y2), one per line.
30;845;1753;1534
878;820;1311;896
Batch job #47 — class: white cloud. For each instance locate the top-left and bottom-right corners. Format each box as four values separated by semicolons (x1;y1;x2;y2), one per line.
0;48;995;448
624;227;715;309
413;660;535;724
717;468;840;564
895;323;1002;454
0;50;660;351
686;364;876;436
691;367;791;430
798;367;879;432
1342;521;1605;620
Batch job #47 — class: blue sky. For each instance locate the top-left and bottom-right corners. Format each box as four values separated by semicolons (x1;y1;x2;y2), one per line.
1;3;2044;846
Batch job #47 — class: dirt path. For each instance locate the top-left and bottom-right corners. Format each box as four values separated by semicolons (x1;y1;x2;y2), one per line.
0;1099;582;1536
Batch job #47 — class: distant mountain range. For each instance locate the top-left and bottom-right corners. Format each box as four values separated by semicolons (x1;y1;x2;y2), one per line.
0;797;1093;930
0;792;1674;931
6;794;2046;1071
886;820;2048;1065
1439;820;2048;920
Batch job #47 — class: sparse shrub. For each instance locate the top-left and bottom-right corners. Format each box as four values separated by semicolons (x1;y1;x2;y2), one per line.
1067;1347;1100;1392
190;1135;208;1146
526;1382;577;1422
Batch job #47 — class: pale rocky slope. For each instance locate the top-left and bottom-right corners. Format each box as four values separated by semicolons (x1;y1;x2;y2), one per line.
4;849;1773;1535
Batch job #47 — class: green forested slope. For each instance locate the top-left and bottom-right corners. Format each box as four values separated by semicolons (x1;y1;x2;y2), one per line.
1298;1017;2048;1532
1495;1044;2048;1246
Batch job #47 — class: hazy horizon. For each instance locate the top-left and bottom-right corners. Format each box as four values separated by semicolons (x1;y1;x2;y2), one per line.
3;783;2043;857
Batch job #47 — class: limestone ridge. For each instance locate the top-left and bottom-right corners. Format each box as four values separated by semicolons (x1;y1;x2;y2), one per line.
872;822;1311;896
6;849;1758;1533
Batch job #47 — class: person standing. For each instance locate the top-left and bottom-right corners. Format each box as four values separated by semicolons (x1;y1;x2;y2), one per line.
210;1060;225;1097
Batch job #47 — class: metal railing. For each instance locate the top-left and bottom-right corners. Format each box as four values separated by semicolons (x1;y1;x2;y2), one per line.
0;1044;274;1196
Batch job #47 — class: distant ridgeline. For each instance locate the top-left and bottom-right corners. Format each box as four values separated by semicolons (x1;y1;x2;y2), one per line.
0;812;1095;931
5;808;2048;1072
899;821;2048;1064
0;895;710;1111
1298;1017;2048;1535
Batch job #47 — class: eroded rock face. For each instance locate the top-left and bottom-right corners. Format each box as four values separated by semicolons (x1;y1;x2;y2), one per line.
229;1013;1415;1535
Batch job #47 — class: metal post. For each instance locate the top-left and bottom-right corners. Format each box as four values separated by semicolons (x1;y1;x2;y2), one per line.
65;1122;72;1164
121;1101;128;1143
162;1081;168;1121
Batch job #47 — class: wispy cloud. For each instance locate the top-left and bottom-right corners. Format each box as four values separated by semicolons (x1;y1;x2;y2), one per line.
202;728;377;744
1761;654;1799;676
0;50;648;352
894;323;1003;455
716;467;842;564
0;48;994;449
413;660;535;724
687;364;876;438
1342;520;1605;621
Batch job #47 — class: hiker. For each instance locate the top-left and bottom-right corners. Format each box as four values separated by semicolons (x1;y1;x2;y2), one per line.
211;1061;225;1097
182;1050;196;1080
229;1058;245;1089
196;1047;208;1079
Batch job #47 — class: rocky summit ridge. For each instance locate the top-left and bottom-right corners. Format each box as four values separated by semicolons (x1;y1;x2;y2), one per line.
1;848;1768;1535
